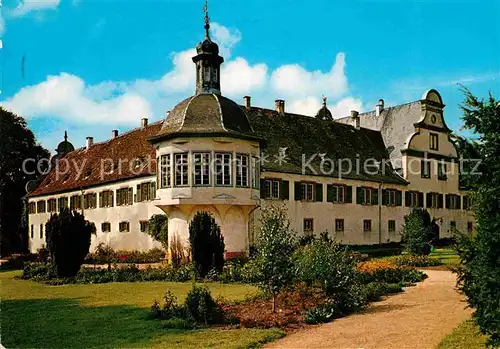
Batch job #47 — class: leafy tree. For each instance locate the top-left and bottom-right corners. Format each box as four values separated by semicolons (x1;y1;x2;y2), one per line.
294;239;359;297
0;108;49;256
250;204;295;312
455;89;500;346
401;208;437;255
46;208;96;277
188;212;224;277
147;214;168;251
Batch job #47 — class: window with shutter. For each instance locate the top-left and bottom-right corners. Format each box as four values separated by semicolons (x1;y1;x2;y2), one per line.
396;190;403;206
315;183;323;202
294;182;302;201
327;184;346;203
346;186;353;203
281;180;289;200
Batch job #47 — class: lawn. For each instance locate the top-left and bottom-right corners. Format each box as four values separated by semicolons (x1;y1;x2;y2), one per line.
437;320;487;349
0;271;284;348
429;248;460;267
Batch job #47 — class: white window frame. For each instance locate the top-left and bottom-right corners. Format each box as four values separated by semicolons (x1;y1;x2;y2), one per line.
236;153;249;187
174;153;189;187
160;154;171;188
332;185;345;203
193;152;211;186
251;156;260;189
215;152;232;186
363;188;373;205
301;182;314;201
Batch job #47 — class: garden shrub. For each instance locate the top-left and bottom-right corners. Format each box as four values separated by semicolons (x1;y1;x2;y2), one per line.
189;212;225;277
170;233;189;268
393;255;442;267
357;259;426;284
184;284;223;325
0;253;38;270
46;208;95;277
146;214;168;250
304;301;342;324
21;262;56;280
85;246;165;265
362;282;387;302
294;239;359;297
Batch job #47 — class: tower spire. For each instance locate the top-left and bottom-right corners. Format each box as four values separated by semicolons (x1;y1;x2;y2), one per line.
203;0;210;39
192;0;224;95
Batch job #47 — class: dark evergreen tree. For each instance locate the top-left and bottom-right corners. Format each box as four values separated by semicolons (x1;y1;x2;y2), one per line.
401;208;437;255
0;108;49;256
455;89;500;346
188;212;224;277
46;207;95;277
146;214;168;251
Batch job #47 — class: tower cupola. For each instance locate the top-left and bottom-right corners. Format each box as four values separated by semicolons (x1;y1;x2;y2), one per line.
192;1;224;95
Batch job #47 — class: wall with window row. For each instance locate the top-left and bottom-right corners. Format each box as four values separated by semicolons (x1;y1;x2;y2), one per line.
255;171;474;245
27;175;164;253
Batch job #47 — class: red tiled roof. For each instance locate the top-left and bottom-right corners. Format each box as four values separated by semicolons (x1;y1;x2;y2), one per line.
29;121;163;197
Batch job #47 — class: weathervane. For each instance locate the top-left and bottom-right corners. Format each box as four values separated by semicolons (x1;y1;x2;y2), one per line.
203;0;210;38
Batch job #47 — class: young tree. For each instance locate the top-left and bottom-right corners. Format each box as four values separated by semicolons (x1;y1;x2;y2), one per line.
455;89;500;346
46;208;96;277
401;208;435;255
251;204;295;312
0;108;49;256
147;214;168;251
188;212;224;277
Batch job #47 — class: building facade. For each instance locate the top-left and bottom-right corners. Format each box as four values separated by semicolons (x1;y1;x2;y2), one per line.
26;13;474;256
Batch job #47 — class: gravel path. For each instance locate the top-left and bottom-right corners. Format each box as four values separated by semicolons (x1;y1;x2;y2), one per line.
265;270;471;349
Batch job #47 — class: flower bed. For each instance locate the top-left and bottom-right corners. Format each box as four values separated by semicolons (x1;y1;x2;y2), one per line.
357;259;427;284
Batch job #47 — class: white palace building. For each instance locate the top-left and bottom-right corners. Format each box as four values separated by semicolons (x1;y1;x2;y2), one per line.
26;12;474;257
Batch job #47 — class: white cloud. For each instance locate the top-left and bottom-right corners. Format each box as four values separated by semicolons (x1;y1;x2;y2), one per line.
210;22;241;59
221;58;267;96
10;0;61;17
2;22;364;142
270;53;348;99
2;73;152;124
288;96;363;118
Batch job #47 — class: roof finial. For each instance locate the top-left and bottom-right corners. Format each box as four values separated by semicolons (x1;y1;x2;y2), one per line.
203;0;210;39
322;95;327;107
64;130;68;142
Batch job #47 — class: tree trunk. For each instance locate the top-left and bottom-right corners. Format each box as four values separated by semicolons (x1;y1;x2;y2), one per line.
272;294;277;312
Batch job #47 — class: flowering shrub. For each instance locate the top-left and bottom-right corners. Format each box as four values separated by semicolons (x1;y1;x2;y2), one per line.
393;255;442;267
85;246;165;264
357;259;426;284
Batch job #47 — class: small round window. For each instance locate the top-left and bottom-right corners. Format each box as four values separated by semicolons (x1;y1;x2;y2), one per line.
431;115;437;123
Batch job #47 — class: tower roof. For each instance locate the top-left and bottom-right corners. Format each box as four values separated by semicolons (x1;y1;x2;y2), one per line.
315;96;333;121
56;131;75;154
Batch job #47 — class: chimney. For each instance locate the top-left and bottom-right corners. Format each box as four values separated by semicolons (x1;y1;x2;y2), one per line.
350;110;360;130
275;99;285;115
112;130;119;138
376;99;384;117
243;96;251;110
86;136;94;149
141;118;148;128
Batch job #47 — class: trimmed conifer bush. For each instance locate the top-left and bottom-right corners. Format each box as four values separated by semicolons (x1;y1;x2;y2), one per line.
188;212;225;277
45;207;95;277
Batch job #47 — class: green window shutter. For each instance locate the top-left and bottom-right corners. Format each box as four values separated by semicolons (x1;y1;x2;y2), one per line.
463;196;468;210
150;182;156;200
372;188;379;205
438;194;443;209
294;182;302;201
99;192;103;207
327;185;334;203
418;192;424;208
281;180;289;200
110;191;114;207
356;187;363;204
260;179;266;198
405;191;411;207
346;186;353;203
382;189;388;205
315;183;323;202
128;188;133;204
136;185;141;202
426;193;432;208
458;196;462;210
445;194;450;209
396;190;403;206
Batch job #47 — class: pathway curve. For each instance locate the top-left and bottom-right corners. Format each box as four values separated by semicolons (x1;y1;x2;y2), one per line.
265;270;471;349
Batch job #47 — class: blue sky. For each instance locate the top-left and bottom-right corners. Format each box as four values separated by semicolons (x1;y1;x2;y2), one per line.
1;0;499;153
